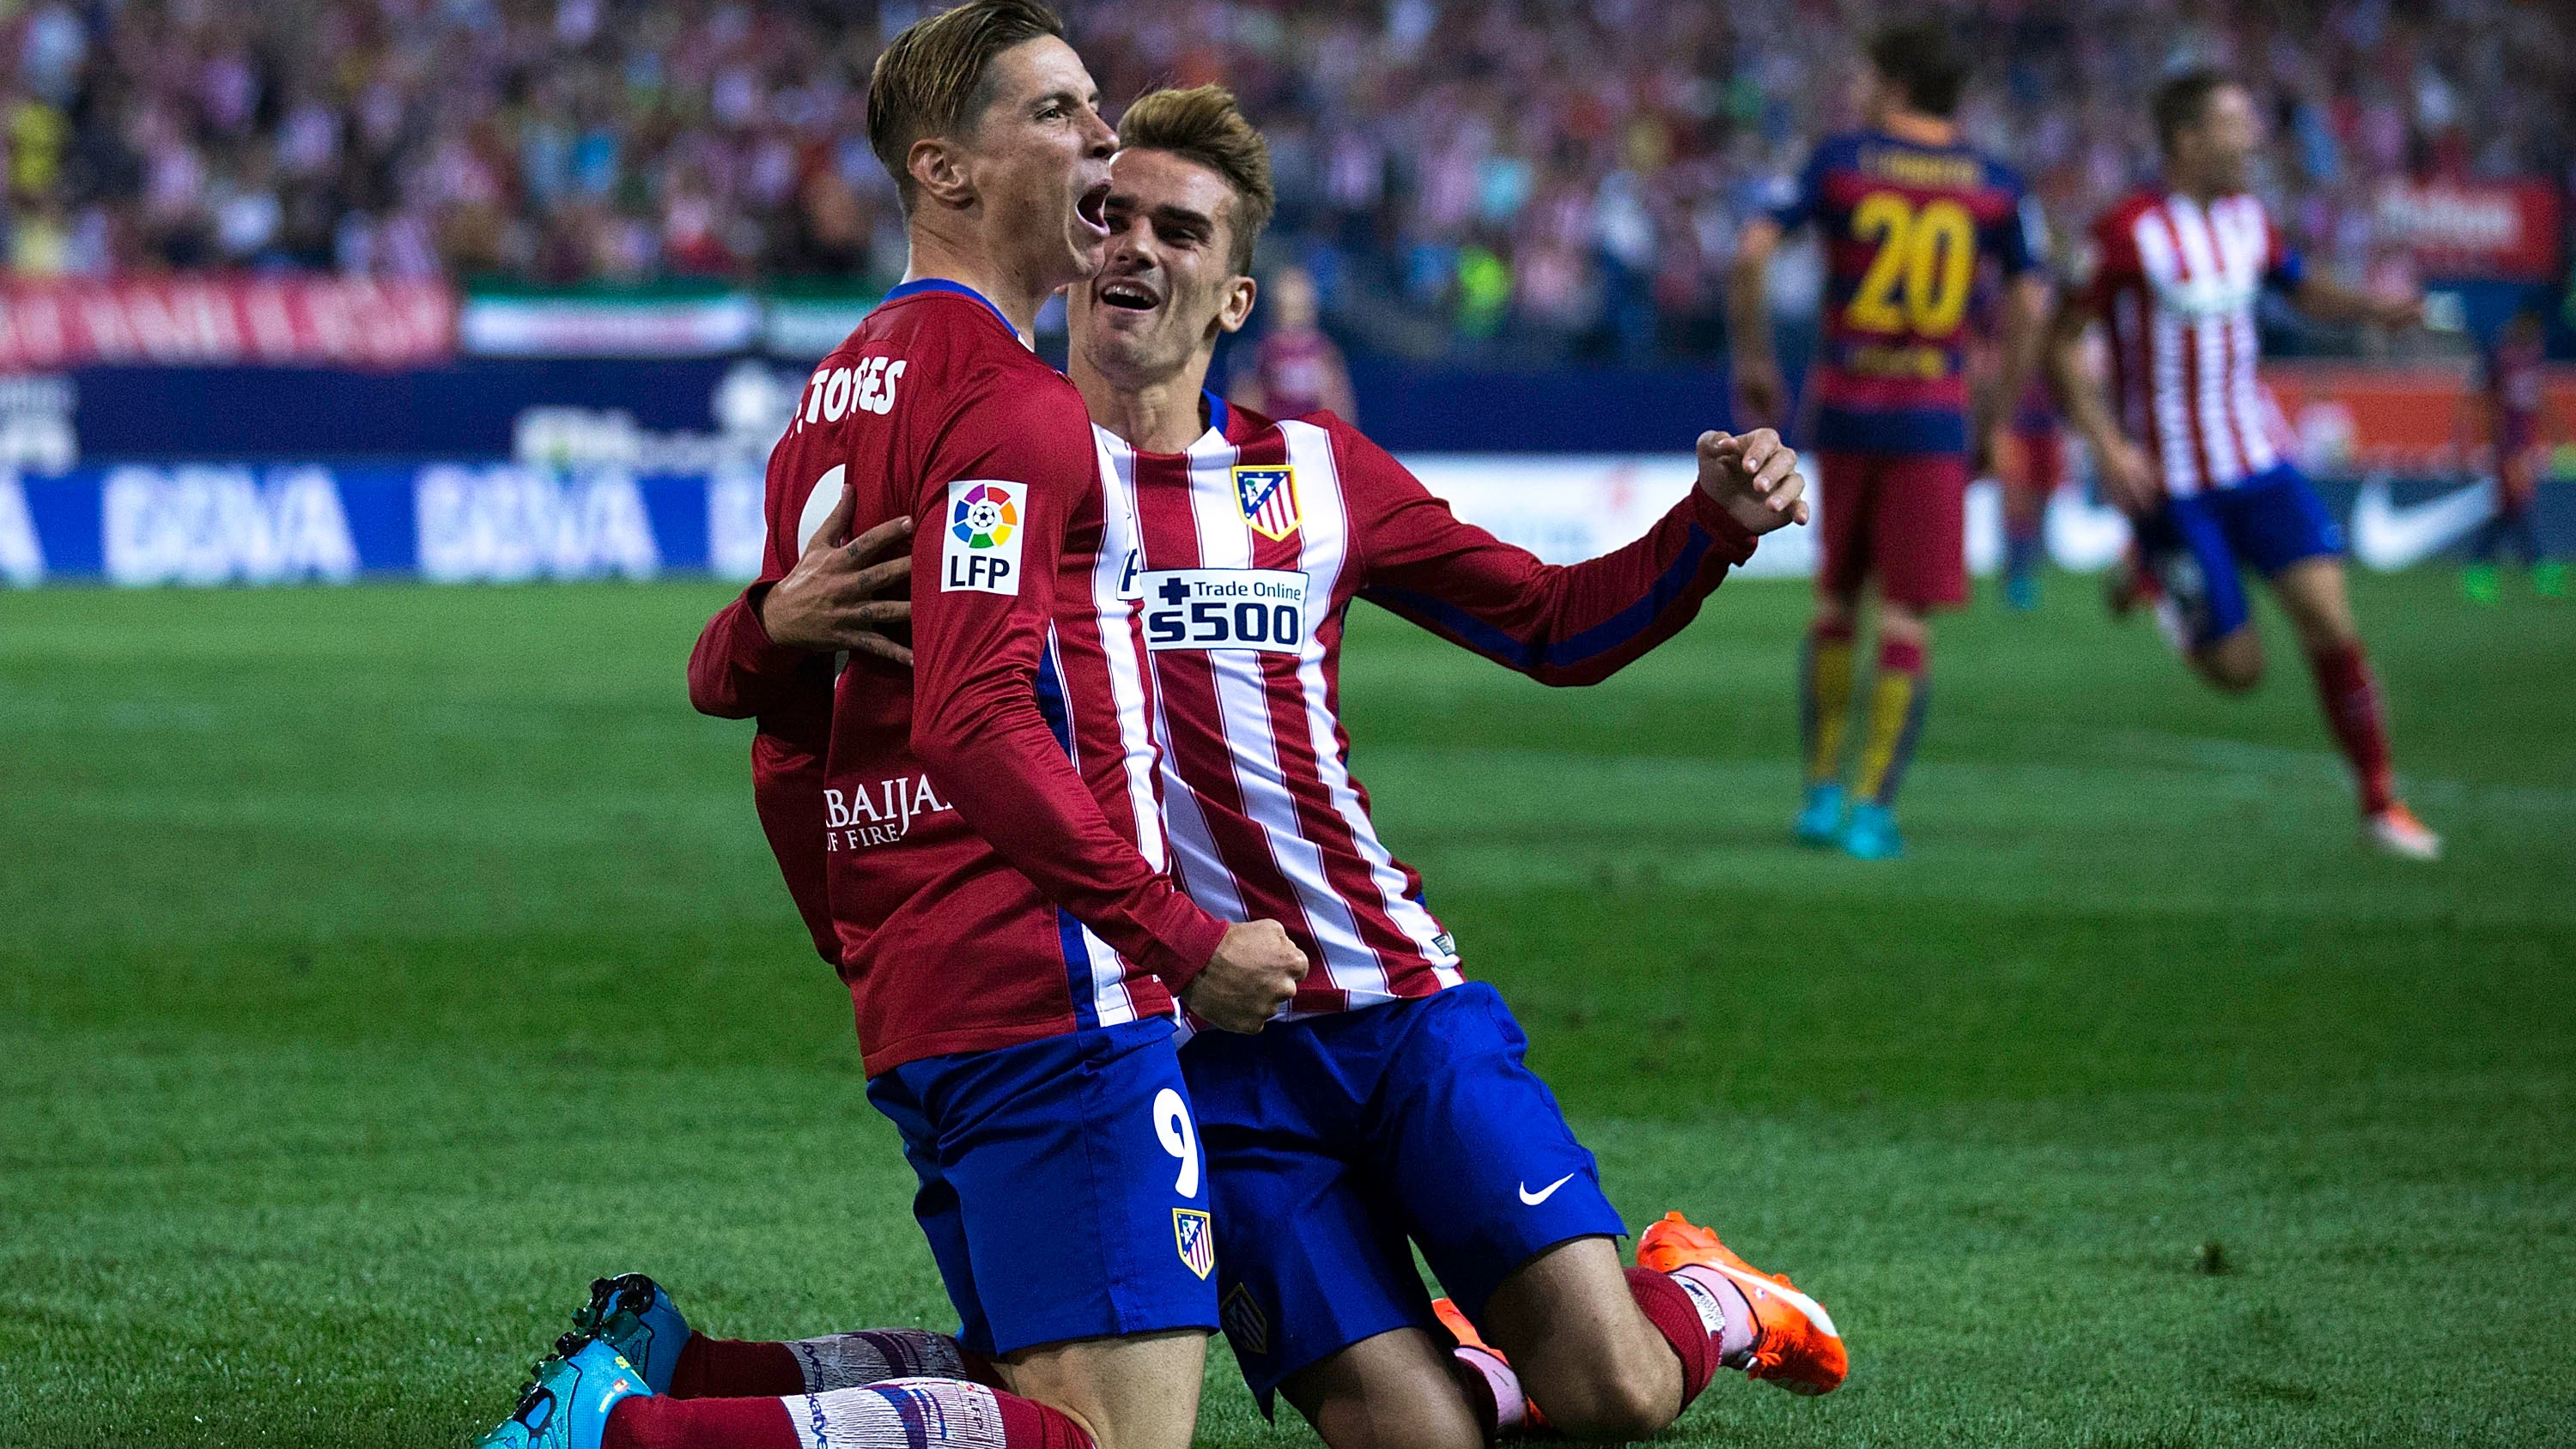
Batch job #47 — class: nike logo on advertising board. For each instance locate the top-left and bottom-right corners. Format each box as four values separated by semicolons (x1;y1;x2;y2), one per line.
2350;474;2495;572
1519;1173;1576;1206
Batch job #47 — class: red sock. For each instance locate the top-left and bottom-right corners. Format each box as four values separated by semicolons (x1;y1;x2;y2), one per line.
2307;640;2396;814
608;1394;798;1449
669;1336;805;1398
666;1331;999;1398
607;1379;1093;1449
1623;1267;1716;1410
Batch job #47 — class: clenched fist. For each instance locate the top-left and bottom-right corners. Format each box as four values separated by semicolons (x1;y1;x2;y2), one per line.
1694;428;1810;535
1182;919;1309;1033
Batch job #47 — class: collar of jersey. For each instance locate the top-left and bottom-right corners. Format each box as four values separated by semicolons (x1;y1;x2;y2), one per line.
1200;389;1230;443
882;278;1018;338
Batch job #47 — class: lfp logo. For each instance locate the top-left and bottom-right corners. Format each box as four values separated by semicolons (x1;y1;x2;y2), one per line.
942;478;1027;594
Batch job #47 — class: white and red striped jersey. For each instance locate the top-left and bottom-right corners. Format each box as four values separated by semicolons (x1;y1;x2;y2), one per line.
2087;190;2306;497
1103;401;1757;1018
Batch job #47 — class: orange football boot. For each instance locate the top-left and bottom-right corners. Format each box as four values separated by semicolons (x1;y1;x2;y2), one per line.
1431;1296;1547;1432
1635;1211;1846;1396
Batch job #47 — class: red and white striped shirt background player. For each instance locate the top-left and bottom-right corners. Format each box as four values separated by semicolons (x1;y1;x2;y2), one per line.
2086;189;2306;499
1102;399;1760;1019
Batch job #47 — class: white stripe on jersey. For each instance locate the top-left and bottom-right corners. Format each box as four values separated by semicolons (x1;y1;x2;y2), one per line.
1275;420;1463;991
2118;191;2283;497
1173;431;1393;1000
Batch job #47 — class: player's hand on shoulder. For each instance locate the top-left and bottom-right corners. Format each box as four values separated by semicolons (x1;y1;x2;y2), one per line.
1696;428;1810;535
757;486;915;665
1183;919;1309;1033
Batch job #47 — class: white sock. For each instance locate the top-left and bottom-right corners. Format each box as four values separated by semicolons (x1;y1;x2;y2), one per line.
782;1378;1011;1449
1452;1343;1528;1434
787;1330;972;1391
1668;1265;1759;1367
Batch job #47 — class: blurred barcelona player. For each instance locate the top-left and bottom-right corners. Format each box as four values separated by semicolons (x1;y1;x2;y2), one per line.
1731;20;2051;858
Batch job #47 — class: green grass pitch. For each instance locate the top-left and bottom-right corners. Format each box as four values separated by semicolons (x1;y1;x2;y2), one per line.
3;569;2570;1448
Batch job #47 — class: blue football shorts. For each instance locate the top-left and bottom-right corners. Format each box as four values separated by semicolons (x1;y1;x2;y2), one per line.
1181;982;1625;1411
866;1017;1220;1356
2136;464;2345;647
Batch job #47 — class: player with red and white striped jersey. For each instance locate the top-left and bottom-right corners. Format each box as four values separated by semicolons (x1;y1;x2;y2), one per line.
1074;88;1838;1447
2048;69;2440;860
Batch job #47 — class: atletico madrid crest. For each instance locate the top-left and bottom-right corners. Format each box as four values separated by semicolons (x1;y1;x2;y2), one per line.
1233;466;1299;542
1173;1209;1216;1280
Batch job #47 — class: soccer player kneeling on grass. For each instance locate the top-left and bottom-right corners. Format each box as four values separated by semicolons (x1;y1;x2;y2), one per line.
2046;69;2441;861
570;87;1847;1449
474;7;1306;1449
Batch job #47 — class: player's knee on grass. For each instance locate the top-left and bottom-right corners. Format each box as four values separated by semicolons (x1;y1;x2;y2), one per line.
1484;1239;1683;1442
1280;1331;1485;1449
995;1330;1207;1449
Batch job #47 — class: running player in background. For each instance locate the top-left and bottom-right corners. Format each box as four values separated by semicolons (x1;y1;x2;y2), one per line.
485;9;1306;1449
2046;68;2441;861
1228;261;1356;422
1994;376;2067;611
2464;305;2562;602
1731;19;2052;859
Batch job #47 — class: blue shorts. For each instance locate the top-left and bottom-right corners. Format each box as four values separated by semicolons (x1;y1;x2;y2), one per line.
866;1018;1220;1356
2136;465;2344;647
1182;983;1624;1411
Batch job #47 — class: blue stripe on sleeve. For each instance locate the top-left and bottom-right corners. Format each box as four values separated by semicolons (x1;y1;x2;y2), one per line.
1363;525;1715;676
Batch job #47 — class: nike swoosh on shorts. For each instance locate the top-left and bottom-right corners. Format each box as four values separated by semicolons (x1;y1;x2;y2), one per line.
1519;1173;1576;1206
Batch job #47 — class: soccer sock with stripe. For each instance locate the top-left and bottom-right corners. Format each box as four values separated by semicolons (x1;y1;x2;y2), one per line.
1800;619;1858;785
1448;1339;1528;1439
1622;1266;1755;1412
667;1331;993;1399
606;1377;1093;1449
1851;636;1929;807
2306;640;2397;815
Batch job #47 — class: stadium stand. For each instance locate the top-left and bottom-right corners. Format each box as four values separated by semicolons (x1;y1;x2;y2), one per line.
1;0;2567;364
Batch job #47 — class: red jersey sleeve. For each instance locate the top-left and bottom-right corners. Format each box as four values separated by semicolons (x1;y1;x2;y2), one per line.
906;370;1228;988
2084;200;2148;317
686;399;851;966
1334;415;1758;687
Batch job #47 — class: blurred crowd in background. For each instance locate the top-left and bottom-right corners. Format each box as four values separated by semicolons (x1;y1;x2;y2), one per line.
0;0;2569;362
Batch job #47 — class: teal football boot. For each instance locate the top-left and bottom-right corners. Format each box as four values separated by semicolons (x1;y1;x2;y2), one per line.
475;1337;650;1449
568;1274;692;1396
1841;801;1904;860
1794;782;1846;848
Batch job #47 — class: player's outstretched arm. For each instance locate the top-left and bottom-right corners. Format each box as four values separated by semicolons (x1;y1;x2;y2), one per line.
1728;217;1789;429
1346;417;1776;688
2290;273;2423;331
2043;294;2157;515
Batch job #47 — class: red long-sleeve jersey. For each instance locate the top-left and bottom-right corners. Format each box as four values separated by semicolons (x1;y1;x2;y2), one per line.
689;280;1224;1073
1102;401;1756;1016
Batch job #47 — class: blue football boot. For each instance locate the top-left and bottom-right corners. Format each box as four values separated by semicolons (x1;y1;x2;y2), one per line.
1841;801;1904;860
2004;568;2041;612
474;1337;650;1449
567;1273;693;1396
1794;782;1847;848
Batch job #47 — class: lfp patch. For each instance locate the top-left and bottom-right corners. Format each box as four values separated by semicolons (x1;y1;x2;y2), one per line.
942;479;1025;594
1233;466;1298;542
1173;1208;1216;1280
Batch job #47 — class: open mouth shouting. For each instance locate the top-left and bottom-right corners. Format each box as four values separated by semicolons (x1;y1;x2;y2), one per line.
1075;180;1112;240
